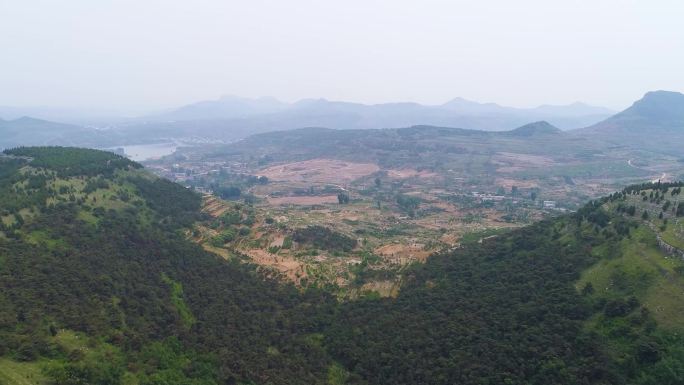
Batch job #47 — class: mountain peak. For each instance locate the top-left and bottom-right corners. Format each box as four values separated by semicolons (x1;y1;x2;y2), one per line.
2;115;76;128
13;116;48;123
508;121;562;136
531;102;614;116
158;95;289;121
576;90;684;155
600;90;684;125
629;90;684;118
441;97;506;112
641;89;684;100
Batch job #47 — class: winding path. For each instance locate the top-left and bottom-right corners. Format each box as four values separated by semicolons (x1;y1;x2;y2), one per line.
627;159;671;183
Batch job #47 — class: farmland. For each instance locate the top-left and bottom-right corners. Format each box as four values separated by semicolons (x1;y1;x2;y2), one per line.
144;124;684;296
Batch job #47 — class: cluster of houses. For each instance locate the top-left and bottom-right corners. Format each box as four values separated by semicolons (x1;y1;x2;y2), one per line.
147;161;239;184
471;192;505;202
470;191;561;211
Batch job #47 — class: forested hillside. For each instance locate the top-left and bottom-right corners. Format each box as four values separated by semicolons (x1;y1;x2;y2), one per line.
0;147;336;384
327;198;684;384
1;147;683;384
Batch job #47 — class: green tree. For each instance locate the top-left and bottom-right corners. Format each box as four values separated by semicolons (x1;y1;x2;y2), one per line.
337;193;350;204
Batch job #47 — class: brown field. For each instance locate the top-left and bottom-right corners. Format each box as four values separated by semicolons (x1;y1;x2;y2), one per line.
268;195;340;205
493;152;555;173
495;152;555;165
386;168;439;179
495;177;539;189
243;248;307;284
259;158;380;183
374;243;432;264
194;170;541;297
202;195;230;217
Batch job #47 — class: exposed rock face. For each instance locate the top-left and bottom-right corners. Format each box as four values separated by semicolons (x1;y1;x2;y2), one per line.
648;222;684;259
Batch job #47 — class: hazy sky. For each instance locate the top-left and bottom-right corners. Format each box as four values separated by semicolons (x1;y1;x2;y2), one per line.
1;0;683;112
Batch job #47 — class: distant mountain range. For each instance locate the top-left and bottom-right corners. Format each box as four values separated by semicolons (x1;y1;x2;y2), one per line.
156;95;289;121
1;91;683;155
144;95;614;132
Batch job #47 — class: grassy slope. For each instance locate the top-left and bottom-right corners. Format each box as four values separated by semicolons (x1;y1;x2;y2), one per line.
0;330;125;385
0;359;47;385
586;187;684;295
161;273;196;328
571;184;684;382
578;226;684;330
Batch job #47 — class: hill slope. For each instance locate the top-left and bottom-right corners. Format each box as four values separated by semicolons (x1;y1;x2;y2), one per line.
326;182;684;384
193;124;592;169
0;147;334;384
0;118;108;150
577;90;684;154
611;90;684;124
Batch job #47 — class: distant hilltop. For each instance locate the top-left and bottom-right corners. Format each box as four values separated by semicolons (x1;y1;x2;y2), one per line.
575;90;684;154
507;121;562;137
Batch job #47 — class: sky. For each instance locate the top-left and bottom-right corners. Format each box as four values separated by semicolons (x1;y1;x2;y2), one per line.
1;0;683;112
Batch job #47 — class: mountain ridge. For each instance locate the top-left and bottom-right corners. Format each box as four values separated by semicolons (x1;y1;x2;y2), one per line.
143;95;613;131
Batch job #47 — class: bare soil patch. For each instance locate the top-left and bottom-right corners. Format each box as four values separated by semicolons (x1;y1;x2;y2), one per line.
386;168;438;179
259;159;380;183
374;243;432;264
493;152;555;173
202;196;230;217
495;177;539;189
242;248;307;283
268;195;340;205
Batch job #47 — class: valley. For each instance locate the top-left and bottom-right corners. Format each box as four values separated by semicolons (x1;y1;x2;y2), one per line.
189;161;526;298
142;104;684;296
3;2;684;383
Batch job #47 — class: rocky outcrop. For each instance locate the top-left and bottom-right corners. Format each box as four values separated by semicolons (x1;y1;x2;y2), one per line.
647;222;684;259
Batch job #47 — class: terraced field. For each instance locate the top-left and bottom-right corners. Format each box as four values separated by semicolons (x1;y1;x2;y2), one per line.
194;186;521;298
